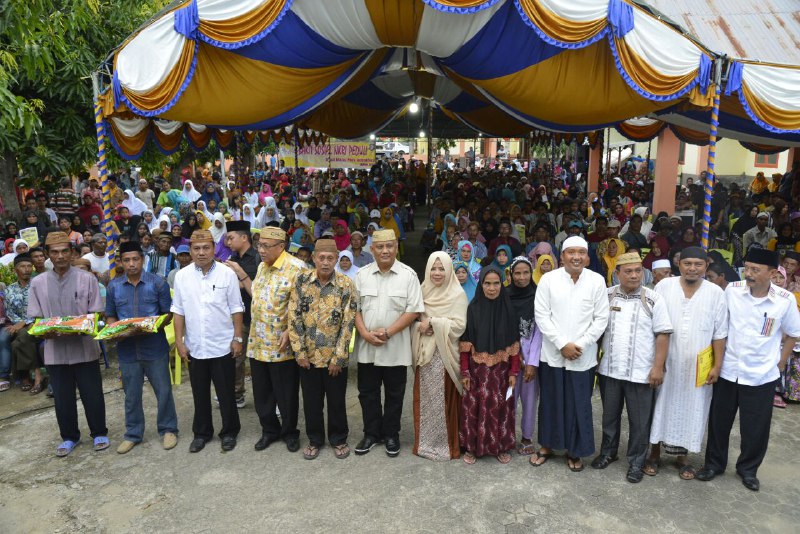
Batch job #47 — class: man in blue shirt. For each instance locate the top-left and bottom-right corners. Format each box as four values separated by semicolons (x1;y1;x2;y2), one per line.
106;242;177;454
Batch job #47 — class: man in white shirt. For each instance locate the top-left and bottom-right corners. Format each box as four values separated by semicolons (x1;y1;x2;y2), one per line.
697;248;800;491
82;233;110;275
172;229;245;453
353;229;424;457
593;253;672;483
647;247;728;480
742;212;776;252
532;236;609;471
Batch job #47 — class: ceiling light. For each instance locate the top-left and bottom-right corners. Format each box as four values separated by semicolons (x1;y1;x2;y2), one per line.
409;102;419;114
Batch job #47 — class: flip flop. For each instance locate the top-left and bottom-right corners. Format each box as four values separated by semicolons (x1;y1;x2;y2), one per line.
497;452;512;464
93;436;110;452
643;460;659;476
529;450;552;467
334;444;350;460
463;452;477;465
678;464;696;480
567;456;585;472
56;440;80;457
517;442;537;456
303;445;320;460
20;382;32;392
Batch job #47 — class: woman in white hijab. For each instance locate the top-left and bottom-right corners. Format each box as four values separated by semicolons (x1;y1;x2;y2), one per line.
122;189;148;216
293;202;310;226
182;179;201;203
242;203;256;227
255;196;282;228
156;212;170;232
142;209;159;231
0;239;29;266
196;200;213;222
335;250;359;281
209;212;226;243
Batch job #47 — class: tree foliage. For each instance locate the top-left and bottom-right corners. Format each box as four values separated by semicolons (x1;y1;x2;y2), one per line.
0;0;169;182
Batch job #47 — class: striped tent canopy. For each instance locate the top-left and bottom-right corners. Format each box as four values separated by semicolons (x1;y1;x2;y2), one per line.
99;0;799;159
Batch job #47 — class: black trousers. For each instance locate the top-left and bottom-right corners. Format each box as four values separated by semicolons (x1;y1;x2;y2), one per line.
357;363;407;441
300;366;348;447
704;377;775;477
598;375;655;469
188;355;240;441
251;358;300;441
47;361;107;443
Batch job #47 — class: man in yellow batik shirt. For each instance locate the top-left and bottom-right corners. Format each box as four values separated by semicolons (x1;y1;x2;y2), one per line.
229;226;306;453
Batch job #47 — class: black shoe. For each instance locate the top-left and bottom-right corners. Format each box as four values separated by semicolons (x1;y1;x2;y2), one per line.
385;437;400;457
354;436;381;455
696;466;723;481
590;454;619;470
626;467;644;483
221;436;237;452
254;435;278;451
737;472;760;492
189;438;207;453
286;437;300;453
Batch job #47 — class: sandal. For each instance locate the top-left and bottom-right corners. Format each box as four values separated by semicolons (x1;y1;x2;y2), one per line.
56;440;80;457
517;441;537;456
497;452;512;464
303;444;320;460
643;460;659;476
20;382;32;392
567;456;585;472
529;450;552;467
0;380;10;392
463;452;477;465
93;436;110;452
334;444;350;460
30;379;47;395
678;464;696;480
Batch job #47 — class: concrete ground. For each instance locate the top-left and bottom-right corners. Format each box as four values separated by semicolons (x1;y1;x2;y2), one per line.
2;210;799;533
1;371;799;533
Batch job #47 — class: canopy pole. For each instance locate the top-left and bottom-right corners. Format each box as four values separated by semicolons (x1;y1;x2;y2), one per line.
605;128;612;183
91;76;116;279
700;85;722;250
645;140;652;182
427;103;434;207
294;130;300;176
701;60;723;251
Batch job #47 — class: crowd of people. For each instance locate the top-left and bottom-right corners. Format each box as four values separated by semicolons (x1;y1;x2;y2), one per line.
1;152;799;493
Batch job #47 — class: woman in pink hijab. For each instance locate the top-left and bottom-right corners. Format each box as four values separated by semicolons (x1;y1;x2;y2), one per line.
527;241;558;268
333;219;351;251
257;182;273;206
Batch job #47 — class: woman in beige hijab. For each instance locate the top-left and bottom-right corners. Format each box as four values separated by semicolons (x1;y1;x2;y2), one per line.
411;251;468;460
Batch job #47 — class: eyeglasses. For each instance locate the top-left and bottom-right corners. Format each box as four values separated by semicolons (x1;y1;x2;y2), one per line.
256;242;284;250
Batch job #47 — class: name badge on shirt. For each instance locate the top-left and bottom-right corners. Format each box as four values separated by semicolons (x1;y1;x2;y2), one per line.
610;306;622;312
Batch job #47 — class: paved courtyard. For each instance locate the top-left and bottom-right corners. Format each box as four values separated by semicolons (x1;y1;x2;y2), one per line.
1;366;798;533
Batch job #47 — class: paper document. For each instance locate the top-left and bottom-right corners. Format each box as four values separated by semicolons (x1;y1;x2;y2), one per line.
695;345;714;387
505;386;513;400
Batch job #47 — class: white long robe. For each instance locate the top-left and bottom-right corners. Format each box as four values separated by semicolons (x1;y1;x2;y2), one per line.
649;277;728;452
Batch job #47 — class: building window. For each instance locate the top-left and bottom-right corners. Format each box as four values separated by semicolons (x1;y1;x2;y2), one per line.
678;141;686;164
754;153;779;168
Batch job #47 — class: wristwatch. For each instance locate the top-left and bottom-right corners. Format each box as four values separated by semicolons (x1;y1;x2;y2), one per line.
232;336;244;343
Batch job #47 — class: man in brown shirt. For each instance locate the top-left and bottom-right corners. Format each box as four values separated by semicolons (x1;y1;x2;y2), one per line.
28;232;107;457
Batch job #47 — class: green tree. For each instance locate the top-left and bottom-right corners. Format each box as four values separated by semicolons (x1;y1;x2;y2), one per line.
0;0;168;220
